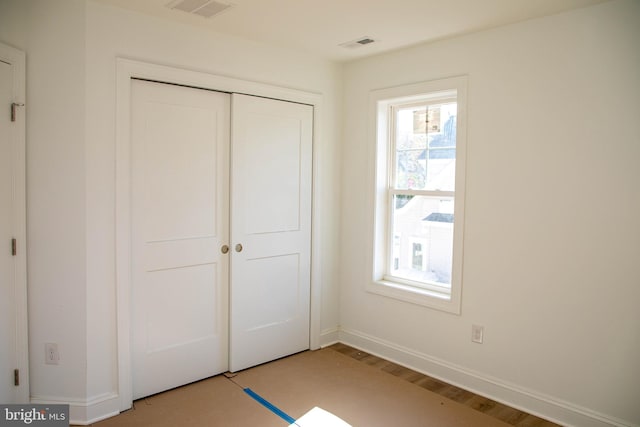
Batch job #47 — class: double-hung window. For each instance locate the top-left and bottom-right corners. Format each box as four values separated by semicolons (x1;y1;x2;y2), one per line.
369;76;467;314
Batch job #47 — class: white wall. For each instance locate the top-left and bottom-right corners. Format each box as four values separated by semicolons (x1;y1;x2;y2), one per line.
340;1;640;426
3;0;638;425
0;0;89;406
2;0;342;423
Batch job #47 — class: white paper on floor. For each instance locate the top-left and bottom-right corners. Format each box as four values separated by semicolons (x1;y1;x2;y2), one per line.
290;407;352;427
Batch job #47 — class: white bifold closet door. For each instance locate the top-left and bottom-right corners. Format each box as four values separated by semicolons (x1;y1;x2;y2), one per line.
229;94;312;372
130;81;312;398
131;79;230;399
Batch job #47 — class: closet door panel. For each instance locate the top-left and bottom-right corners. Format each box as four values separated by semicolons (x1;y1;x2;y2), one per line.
131;80;230;399
230;94;312;372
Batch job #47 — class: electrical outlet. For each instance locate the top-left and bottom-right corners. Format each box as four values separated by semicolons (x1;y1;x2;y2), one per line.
471;325;484;344
45;343;59;365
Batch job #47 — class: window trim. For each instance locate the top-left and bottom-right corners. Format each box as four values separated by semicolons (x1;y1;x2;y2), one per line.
368;76;467;314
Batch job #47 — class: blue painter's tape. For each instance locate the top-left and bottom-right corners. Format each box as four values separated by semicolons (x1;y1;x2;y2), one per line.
244;387;296;424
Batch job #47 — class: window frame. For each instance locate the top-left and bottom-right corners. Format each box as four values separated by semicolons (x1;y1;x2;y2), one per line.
368;76;467;314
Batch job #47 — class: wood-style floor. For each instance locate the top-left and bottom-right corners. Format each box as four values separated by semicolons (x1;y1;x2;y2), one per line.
329;343;561;427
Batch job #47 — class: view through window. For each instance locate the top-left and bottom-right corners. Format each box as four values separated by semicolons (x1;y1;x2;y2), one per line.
389;100;457;289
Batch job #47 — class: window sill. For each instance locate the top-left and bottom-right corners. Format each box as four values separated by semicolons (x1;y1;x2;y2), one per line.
367;279;461;315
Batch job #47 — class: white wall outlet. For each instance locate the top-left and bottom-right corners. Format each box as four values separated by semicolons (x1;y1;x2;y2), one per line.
45;343;59;365
471;325;484;344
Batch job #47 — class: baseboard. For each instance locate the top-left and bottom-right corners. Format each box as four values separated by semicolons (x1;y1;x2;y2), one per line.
31;392;120;425
319;327;340;348
338;328;636;427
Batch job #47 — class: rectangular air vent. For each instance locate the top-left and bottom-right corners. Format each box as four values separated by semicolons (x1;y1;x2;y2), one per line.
167;0;232;18
339;36;377;49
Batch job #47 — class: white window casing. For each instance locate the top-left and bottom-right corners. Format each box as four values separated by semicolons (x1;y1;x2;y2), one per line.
368;76;467;314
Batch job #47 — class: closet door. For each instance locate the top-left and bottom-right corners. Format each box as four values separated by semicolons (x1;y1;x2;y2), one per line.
131;80;230;399
229;94;313;372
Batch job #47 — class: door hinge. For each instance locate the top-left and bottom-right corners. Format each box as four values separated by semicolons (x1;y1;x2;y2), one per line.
11;238;17;256
11;102;24;122
14;369;19;386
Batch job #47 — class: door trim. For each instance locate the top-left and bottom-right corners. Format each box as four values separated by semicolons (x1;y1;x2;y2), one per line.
115;58;323;411
0;42;28;403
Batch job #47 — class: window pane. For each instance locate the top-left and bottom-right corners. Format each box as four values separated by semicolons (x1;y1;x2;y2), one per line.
390;195;454;287
395;103;457;191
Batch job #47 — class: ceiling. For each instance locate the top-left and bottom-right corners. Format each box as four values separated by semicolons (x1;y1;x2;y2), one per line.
93;0;610;61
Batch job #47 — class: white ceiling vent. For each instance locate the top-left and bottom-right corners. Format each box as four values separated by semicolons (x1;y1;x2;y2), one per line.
339;36;377;49
166;0;232;18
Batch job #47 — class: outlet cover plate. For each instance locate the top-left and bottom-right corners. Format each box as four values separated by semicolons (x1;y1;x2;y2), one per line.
471;325;484;344
45;343;59;365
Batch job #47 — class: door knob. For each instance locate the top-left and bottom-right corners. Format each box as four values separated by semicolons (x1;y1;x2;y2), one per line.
235;243;243;252
221;245;229;254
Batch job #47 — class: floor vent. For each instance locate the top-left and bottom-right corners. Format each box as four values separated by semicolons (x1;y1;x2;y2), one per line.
166;0;232;18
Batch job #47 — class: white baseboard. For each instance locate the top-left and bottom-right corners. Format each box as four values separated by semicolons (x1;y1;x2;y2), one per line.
31;392;120;425
338;327;636;427
319;327;340;348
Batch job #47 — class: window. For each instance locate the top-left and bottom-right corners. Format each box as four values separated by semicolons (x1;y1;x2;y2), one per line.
369;76;467;314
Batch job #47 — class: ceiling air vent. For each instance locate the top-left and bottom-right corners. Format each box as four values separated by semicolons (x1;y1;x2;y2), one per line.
339;36;377;49
166;0;232;18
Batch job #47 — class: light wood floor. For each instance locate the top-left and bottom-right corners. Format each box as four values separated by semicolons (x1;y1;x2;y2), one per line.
329;343;561;427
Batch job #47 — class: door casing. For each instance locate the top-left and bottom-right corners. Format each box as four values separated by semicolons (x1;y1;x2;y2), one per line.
0;42;28;404
115;58;323;411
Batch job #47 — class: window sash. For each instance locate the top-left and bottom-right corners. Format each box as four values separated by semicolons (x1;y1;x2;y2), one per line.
389;101;457;193
385;191;455;291
386;99;456;289
388;189;455;198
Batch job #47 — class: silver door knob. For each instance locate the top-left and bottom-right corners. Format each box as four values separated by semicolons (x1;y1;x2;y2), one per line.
235;243;243;252
221;245;229;254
